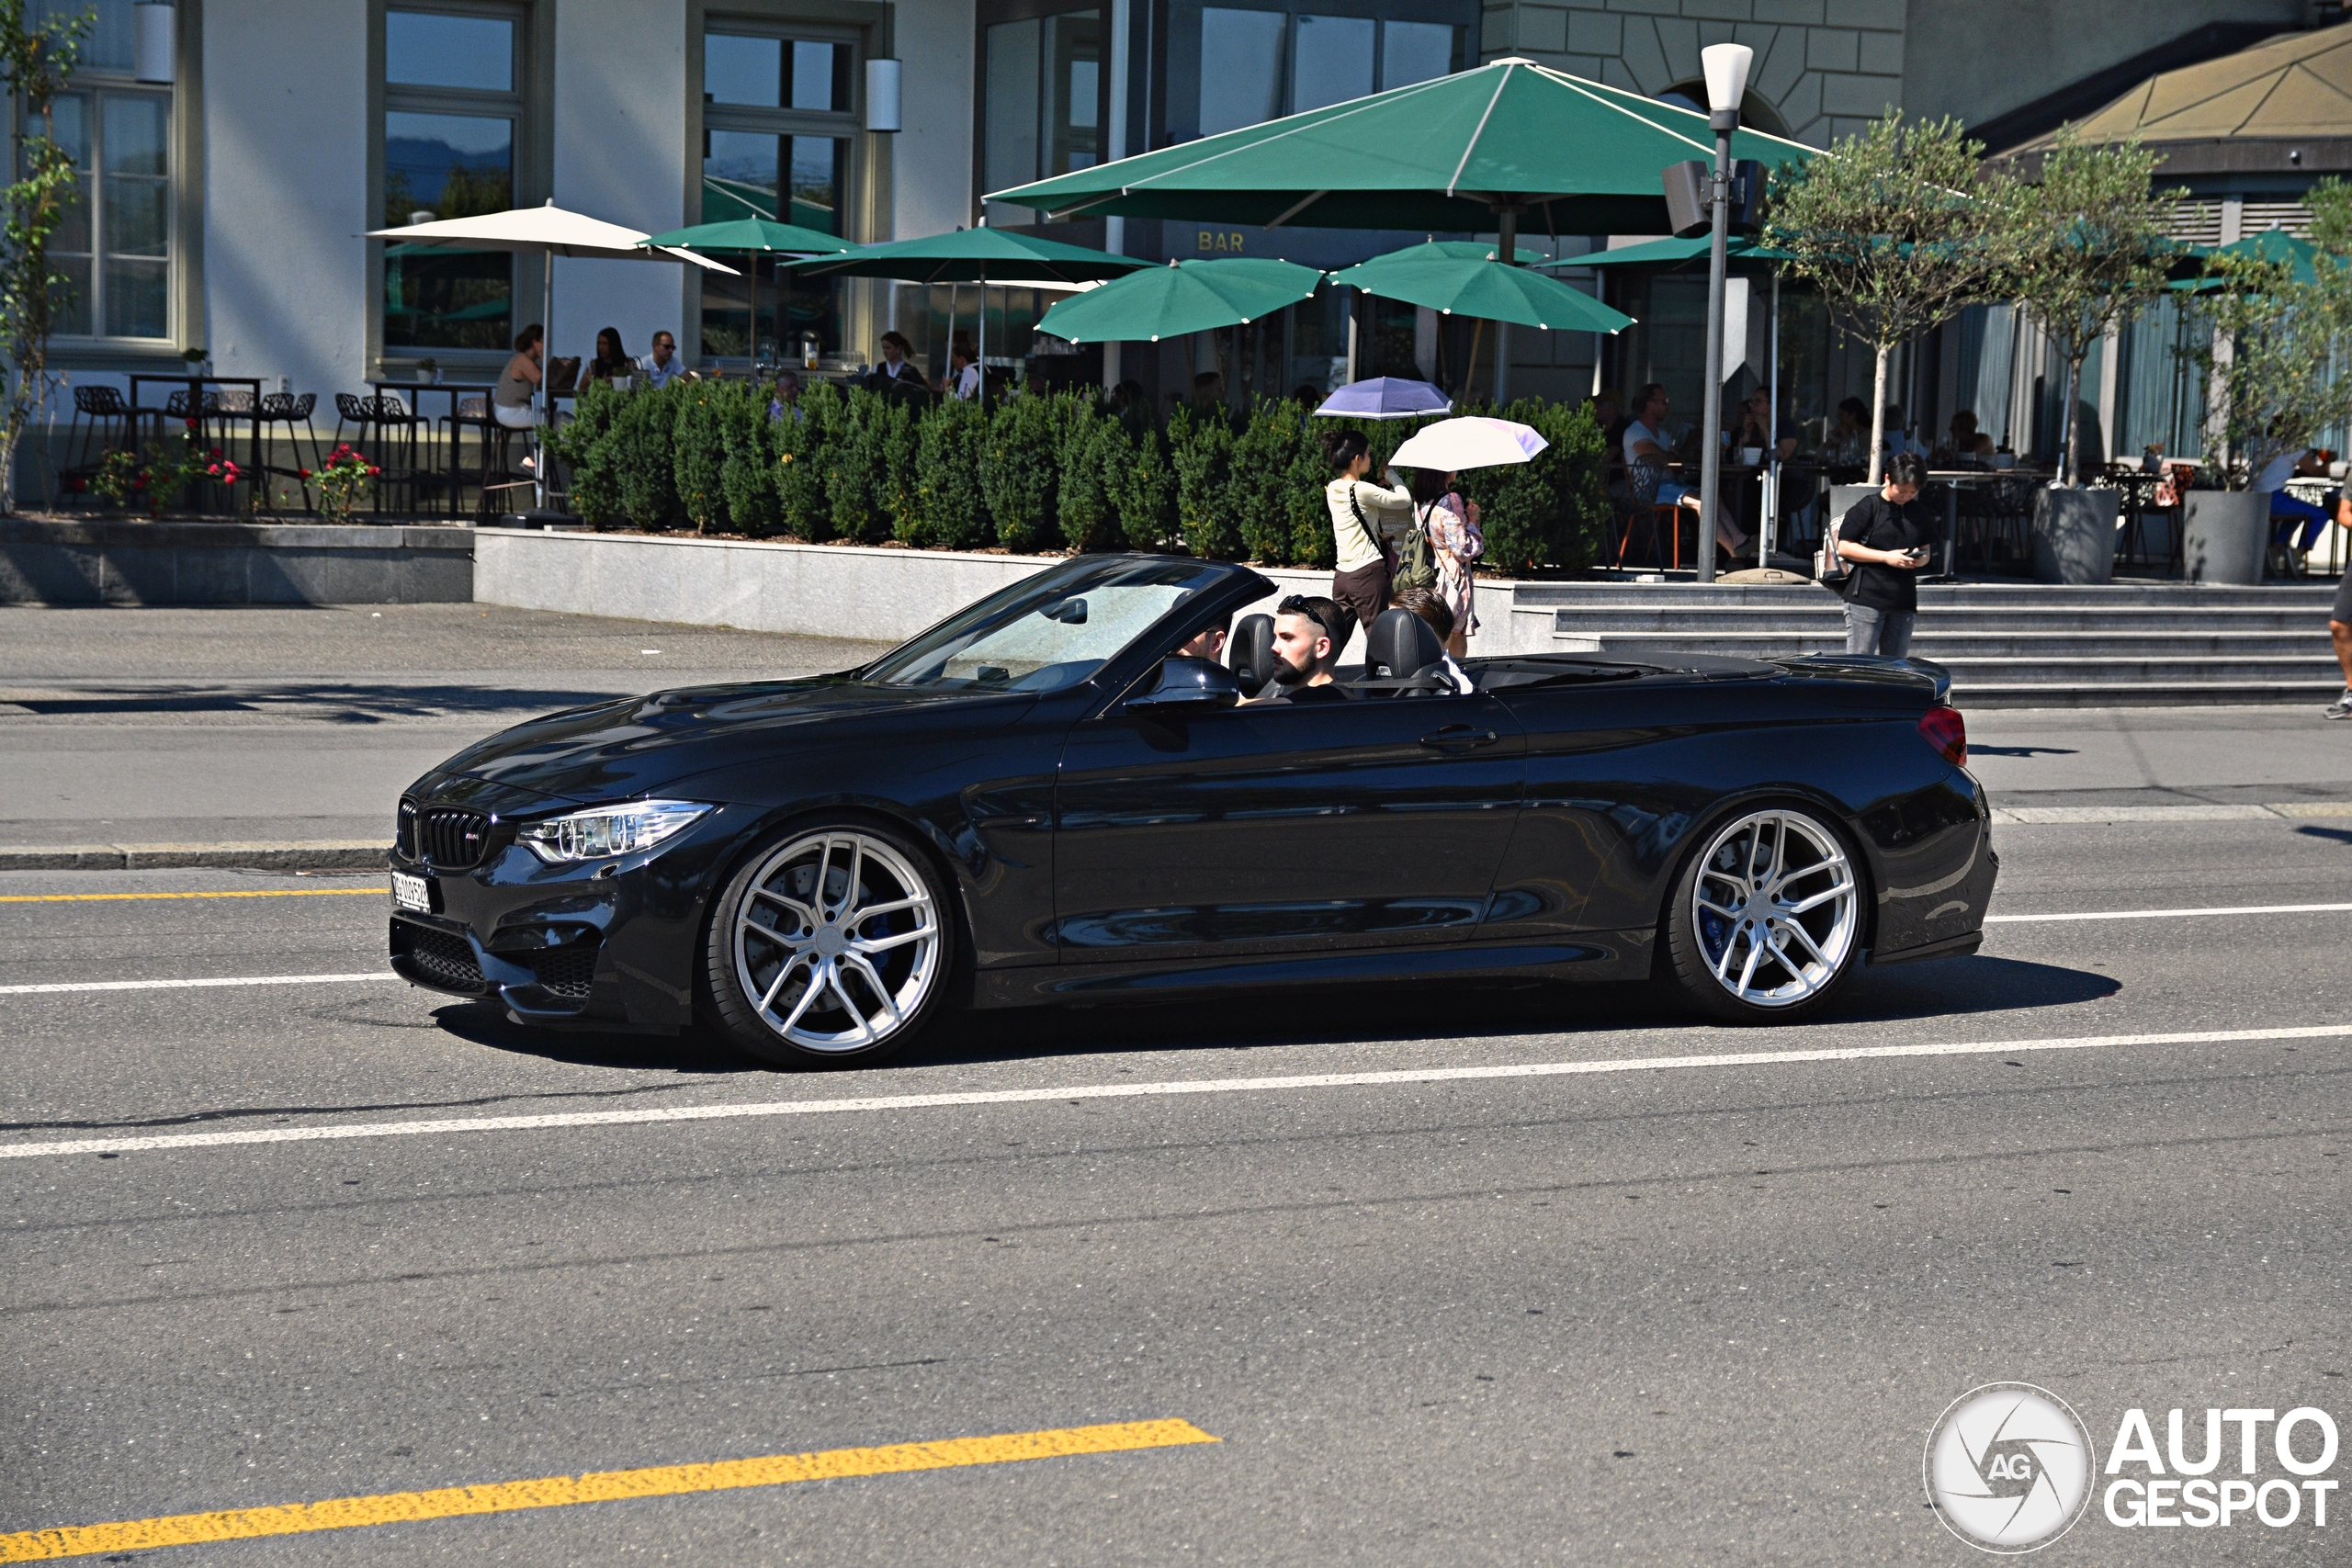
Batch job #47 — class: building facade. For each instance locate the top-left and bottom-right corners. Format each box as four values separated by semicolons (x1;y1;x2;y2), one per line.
16;0;2346;496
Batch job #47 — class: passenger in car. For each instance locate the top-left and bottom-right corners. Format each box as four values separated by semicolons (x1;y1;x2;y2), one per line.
1179;614;1231;661
1393;587;1475;694
1250;594;1353;704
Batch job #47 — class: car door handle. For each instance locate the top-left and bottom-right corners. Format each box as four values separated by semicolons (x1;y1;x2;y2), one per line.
1419;727;1500;752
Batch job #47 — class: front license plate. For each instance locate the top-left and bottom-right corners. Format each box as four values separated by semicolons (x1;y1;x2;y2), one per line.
390;871;434;913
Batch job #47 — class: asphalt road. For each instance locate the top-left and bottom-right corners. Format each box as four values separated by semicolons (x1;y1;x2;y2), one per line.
3;815;2346;1564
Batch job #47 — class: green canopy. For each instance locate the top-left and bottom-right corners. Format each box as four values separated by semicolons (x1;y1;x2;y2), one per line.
1419;240;1547;263
986;57;1815;234
786;225;1151;286
1036;257;1322;344
639;218;854;254
2173;229;2326;289
1329;243;1633;333
1556;234;1795;268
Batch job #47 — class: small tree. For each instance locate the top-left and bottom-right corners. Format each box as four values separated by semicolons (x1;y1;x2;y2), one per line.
0;3;90;513
2179;249;2352;491
1765;113;2014;484
2006;129;2181;483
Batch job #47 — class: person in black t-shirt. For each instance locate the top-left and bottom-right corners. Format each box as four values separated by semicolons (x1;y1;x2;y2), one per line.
1833;451;1930;657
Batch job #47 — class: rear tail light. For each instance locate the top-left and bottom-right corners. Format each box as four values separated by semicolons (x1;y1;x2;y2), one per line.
1917;704;1966;767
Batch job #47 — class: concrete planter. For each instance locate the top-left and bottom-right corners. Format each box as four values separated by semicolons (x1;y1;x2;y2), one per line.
2030;486;2120;586
0;518;473;604
472;528;1534;651
2180;490;2271;585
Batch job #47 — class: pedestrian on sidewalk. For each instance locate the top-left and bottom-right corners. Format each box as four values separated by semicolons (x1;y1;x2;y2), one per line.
1831;451;1930;658
2329;536;2352;719
1322;429;1414;637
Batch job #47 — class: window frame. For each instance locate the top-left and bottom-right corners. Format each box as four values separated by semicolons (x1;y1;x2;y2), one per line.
368;0;549;377
975;0;1110;219
688;0;885;370
30;0;196;355
1167;0;1473;143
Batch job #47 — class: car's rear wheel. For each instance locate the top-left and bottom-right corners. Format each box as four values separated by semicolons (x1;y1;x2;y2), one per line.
704;822;949;1066
1662;803;1862;1023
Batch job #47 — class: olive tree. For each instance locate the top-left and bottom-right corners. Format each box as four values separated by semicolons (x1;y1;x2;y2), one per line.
2005;129;2181;483
1764;113;2014;484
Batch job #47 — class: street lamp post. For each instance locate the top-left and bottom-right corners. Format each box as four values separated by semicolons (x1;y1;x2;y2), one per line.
1695;43;1751;586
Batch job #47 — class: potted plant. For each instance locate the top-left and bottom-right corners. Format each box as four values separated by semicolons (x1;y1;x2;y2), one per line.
2005;130;2179;584
416;356;440;385
180;344;209;376
2177;238;2352;583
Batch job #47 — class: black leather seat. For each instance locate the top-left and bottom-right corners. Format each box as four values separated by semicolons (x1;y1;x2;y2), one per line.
1361;607;1448;689
1227;613;1276;697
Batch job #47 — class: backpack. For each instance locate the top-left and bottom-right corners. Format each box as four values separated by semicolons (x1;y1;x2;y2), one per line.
1392;499;1439;598
1817;498;1860;591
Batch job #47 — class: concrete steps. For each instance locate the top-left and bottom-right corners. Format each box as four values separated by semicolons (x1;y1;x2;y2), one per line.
1521;582;2346;707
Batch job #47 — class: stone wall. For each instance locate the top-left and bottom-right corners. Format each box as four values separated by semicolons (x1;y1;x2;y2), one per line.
0;520;474;605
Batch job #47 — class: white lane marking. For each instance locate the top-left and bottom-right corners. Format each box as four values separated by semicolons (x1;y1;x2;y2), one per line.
6;1023;2346;1162
1987;901;2352;924
0;973;395;997
1993;803;2352;824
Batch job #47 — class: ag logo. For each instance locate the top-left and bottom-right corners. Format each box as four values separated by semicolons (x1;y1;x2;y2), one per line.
1924;1383;2097;1553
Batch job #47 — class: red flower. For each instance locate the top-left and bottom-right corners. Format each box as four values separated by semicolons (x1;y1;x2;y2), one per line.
206;464;220;476
185;418;198;430
297;468;311;479
209;447;221;459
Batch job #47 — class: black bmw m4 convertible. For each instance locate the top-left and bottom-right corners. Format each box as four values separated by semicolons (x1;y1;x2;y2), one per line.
388;553;1995;1066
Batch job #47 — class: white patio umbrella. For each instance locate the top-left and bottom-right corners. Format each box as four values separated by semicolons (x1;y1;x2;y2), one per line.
1388;416;1547;472
367;199;736;510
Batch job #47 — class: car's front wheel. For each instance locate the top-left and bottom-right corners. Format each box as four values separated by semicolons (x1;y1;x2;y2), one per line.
1662;803;1863;1023
704;822;949;1066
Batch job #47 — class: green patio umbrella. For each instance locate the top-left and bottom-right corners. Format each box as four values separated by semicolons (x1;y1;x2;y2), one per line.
788;227;1151;389
986;57;1815;240
1329;244;1634;333
640;219;854;369
1035;257;1322;344
2172;229;2327;290
1557;234;1796;268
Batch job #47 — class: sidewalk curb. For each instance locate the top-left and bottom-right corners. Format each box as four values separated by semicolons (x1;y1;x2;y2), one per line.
1991;802;2352;825
0;843;388;872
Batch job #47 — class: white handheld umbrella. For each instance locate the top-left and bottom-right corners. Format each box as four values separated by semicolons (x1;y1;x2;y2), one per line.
1388;416;1547;473
367;200;737;510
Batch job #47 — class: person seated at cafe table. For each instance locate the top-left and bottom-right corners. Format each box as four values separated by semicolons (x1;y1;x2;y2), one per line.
582;326;632;386
1940;409;1980;462
768;369;803;423
863;331;929;402
1728;387;1797;464
642;331;686;389
493;323;542;432
1623;382;1749;558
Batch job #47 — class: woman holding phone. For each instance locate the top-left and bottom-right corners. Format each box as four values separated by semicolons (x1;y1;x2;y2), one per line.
1831;451;1931;657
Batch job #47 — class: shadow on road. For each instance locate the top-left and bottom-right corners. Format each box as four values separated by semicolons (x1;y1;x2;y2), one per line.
433;953;2122;1077
3;682;629;722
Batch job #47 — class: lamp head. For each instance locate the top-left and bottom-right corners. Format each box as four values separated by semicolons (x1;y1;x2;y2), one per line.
1702;43;1753;133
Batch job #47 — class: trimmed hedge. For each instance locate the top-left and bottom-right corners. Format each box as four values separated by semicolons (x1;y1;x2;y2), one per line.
546;384;1608;573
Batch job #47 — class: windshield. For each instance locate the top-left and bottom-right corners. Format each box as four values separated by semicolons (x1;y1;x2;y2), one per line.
861;557;1236;693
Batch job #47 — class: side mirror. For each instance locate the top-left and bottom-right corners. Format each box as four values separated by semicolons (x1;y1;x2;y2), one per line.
1127;656;1240;713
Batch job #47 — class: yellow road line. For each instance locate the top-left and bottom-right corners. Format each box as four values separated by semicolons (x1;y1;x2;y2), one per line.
0;888;382;904
0;1419;1219;1562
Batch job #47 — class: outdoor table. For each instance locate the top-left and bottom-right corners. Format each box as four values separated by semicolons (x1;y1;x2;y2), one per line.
2106;469;2172;574
370;380;496;517
127;374;265;481
1924;468;2047;578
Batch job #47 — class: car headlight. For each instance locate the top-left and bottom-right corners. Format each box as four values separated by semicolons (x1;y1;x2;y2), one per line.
518;799;713;863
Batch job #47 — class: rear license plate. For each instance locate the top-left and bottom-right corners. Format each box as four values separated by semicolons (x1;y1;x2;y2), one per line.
390;871;434;913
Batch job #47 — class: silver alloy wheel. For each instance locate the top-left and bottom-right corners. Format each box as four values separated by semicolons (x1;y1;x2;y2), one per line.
1690;808;1859;1009
732;829;941;1054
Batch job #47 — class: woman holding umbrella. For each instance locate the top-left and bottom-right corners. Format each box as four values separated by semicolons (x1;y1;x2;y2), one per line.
1405;467;1482;660
1321;429;1417;637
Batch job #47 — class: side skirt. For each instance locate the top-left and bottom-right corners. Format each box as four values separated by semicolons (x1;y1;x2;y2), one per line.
968;931;1657;1009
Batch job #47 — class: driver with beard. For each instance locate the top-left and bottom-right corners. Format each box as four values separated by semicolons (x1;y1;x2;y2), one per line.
1247;594;1355;704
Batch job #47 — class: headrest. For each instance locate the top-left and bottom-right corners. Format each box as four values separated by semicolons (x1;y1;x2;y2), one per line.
1227;613;1276;695
1364;606;1444;680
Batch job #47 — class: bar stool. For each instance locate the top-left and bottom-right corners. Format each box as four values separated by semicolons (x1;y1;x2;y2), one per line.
366;393;429;513
62;386;133;498
254;393;321;512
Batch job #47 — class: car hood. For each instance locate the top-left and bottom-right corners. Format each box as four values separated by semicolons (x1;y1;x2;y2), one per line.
427;676;1036;802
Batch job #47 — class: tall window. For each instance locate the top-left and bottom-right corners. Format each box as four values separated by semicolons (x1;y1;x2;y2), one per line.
380;4;524;354
702;24;857;360
981;8;1101;219
32;0;172;342
1195;8;1463;137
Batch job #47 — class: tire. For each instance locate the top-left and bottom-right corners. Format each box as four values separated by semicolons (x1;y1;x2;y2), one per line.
1661;801;1864;1024
703;820;952;1067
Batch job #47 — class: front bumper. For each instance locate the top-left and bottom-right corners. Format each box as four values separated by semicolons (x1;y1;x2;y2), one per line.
387;795;744;1032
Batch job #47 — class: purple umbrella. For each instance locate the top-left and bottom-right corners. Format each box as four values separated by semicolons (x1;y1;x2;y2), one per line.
1313;377;1452;421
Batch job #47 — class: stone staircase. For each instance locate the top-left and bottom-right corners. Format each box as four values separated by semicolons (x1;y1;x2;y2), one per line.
1508;582;2347;707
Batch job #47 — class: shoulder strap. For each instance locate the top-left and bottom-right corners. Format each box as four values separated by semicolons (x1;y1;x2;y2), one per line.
1344;483;1383;554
